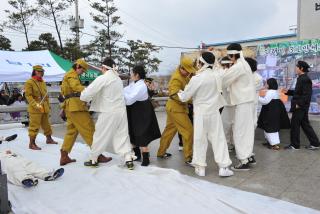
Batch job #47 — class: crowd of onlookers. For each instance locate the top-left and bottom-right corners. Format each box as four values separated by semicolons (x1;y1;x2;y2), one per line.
0;88;26;120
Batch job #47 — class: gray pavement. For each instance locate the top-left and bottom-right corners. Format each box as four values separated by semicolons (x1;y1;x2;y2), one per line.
51;111;320;211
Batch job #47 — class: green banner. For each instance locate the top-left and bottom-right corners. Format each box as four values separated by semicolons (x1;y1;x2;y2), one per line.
257;39;320;57
49;52;100;81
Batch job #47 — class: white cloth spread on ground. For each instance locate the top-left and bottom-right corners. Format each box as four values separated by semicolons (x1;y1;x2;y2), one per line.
0;128;319;214
80;71;132;162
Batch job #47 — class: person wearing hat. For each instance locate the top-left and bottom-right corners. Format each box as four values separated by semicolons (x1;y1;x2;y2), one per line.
178;52;233;177
283;60;320;150
157;56;195;164
24;65;58;150
222;43;256;171
60;58;112;166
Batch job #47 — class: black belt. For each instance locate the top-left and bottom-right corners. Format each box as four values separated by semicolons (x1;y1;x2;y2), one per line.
64;92;81;100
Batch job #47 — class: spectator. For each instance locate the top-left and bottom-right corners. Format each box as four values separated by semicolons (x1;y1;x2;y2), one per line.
0;90;9;105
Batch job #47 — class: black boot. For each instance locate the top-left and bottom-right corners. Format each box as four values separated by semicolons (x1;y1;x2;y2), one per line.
133;147;141;161
141;152;150;167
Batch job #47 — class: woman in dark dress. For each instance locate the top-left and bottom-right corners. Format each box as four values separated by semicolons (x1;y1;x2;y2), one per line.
258;78;290;150
124;65;161;166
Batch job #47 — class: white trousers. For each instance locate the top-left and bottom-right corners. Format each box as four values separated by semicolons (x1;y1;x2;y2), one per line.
264;131;280;146
253;103;258;129
233;102;255;163
1;154;53;186
90;110;133;162
221;106;235;146
192;111;232;168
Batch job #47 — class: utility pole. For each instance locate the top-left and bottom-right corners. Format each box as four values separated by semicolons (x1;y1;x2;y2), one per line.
69;0;84;48
75;0;80;47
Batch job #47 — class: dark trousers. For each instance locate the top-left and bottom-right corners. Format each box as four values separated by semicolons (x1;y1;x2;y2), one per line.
290;109;320;148
178;105;193;144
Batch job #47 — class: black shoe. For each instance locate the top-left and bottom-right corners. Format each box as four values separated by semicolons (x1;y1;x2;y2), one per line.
22;179;38;188
133;147;141;161
84;160;99;167
0;134;18;144
185;159;193;167
45;168;65;181
178;142;183;151
126;161;134;170
157;153;172;159
248;156;256;165
141;152;150;166
305;145;320;150
5;134;17;142
231;162;250;171
284;145;300;150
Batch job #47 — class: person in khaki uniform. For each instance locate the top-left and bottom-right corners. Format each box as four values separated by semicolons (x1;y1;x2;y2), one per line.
24;65;58;150
60;59;112;166
157;57;196;164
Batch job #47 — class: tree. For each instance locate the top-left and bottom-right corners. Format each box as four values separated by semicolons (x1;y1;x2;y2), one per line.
62;39;88;62
4;0;37;49
119;40;162;74
24;33;60;53
89;0;123;59
0;28;13;51
38;0;71;51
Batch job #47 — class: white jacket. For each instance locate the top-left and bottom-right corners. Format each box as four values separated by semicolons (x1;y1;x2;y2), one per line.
253;72;264;104
259;89;279;105
80;71;126;112
178;68;226;115
123;80;148;106
222;60;255;105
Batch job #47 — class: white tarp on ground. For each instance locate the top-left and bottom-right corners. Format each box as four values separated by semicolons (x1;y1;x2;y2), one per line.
0;128;319;214
0;50;65;82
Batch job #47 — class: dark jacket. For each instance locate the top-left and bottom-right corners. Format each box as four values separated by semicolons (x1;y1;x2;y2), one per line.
286;73;312;112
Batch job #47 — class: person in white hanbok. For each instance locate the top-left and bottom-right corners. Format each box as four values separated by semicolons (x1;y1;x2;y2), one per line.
258;78;290;150
178;52;233;177
80;58;134;169
222;43;256;171
245;57;264;128
124;65;161;167
0;133;64;187
219;56;235;152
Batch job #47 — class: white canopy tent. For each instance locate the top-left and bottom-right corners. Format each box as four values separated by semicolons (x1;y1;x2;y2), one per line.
0;50;65;82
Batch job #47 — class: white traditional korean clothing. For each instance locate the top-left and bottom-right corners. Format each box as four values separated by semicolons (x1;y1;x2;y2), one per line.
80;70;133;163
222;58;256;164
0;151;54;186
178;68;231;169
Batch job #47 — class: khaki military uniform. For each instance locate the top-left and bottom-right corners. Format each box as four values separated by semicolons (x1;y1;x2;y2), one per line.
157;69;193;161
60;69;95;153
25;78;52;138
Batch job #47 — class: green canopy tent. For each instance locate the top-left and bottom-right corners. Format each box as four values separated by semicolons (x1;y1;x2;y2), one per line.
50;52;129;81
49;52;100;81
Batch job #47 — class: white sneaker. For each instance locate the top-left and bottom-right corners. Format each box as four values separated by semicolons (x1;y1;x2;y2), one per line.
219;167;234;177
178;146;183;151
195;166;205;176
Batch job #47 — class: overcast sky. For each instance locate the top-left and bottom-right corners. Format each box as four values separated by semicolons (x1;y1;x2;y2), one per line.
1;0;297;74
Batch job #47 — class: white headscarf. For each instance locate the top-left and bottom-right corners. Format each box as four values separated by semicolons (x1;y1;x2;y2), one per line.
102;64;119;75
197;53;223;93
